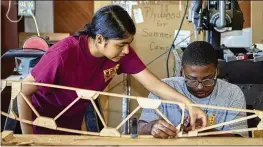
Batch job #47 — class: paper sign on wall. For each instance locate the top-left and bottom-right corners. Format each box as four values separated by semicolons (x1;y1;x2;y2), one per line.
111;1;137;17
133;8;144;24
174;30;191;47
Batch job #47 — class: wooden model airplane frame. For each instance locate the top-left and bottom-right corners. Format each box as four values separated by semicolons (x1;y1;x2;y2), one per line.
1;80;263;146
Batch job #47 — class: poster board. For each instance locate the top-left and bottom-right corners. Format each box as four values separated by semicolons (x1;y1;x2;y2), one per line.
251;1;263;44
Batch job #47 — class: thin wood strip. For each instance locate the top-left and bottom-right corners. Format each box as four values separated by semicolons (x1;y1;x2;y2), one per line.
20;92;40;117
10;82;21;110
19;81;183;104
1;111;98;136
162;100;258;114
116;106;141;130
180;107;185;125
56;127;100;136
54;97;81;120
178;133;189;138
1;80;7;91
11;82;21;100
89;98;107;128
121;135;153;138
197;114;258;132
9;99;14;112
188;103;257;114
155;109;174;126
178;105;185;132
20;81;139;100
197;128;259;137
161;100;191;107
1;111;33;125
16;81;261;114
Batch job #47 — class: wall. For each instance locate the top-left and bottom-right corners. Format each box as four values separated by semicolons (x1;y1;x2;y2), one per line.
1;0;19;130
239;1;251;28
54;1;93;34
24;1;94;34
24;1;54;33
251;1;263;44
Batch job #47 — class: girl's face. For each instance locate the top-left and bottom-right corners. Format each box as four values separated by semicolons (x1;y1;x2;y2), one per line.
97;35;134;62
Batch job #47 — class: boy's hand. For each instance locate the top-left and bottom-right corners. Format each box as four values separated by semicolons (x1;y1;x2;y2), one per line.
151;120;178;138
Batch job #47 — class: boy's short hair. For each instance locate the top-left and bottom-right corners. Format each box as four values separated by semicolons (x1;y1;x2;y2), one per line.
182;41;218;67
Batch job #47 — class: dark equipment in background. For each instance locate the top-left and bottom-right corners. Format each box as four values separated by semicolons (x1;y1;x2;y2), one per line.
1;36;48;80
130;117;138;138
191;0;244;49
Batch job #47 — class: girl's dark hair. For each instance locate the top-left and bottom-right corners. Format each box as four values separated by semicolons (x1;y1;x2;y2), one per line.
75;5;136;40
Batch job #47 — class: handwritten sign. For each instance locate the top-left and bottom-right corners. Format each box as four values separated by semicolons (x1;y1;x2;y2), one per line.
132;4;193;60
129;4;196;98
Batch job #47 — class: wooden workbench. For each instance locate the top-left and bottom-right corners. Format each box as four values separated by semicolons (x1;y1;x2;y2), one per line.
2;134;263;146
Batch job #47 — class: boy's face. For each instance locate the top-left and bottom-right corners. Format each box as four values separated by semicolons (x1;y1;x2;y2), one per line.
183;64;218;98
97;35;134;62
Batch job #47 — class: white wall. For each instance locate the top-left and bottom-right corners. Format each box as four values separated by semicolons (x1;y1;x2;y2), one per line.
24;1;54;33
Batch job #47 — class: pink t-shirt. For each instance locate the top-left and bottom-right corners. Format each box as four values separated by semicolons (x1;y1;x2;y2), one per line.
30;35;146;134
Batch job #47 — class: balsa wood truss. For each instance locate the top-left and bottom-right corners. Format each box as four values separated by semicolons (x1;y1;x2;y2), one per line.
1;80;263;145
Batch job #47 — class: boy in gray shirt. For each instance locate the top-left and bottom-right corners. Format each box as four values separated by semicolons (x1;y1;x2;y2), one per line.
138;41;248;138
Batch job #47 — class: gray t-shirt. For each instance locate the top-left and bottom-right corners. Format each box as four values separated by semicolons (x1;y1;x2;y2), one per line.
139;77;248;137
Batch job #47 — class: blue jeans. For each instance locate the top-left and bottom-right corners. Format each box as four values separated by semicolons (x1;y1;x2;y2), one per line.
84;101;103;132
4;97;20;133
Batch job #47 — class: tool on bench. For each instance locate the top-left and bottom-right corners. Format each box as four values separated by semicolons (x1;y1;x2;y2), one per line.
248;44;263;62
1;36;49;80
223;44;263;63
